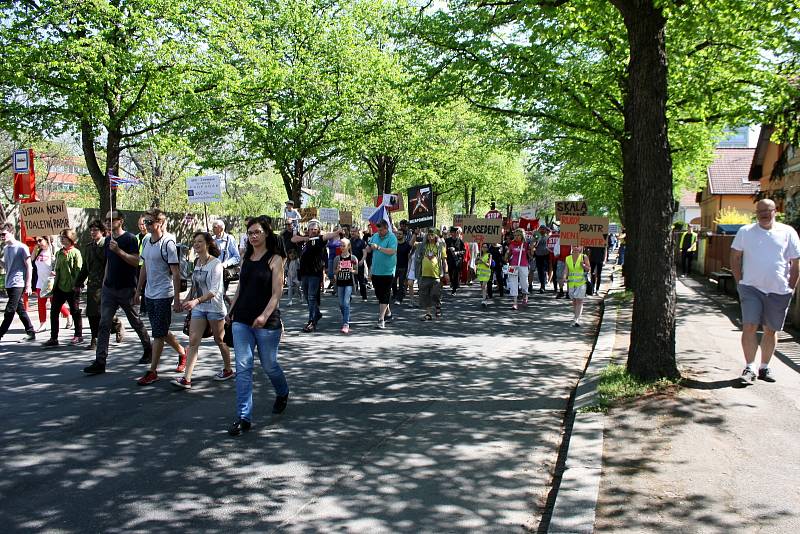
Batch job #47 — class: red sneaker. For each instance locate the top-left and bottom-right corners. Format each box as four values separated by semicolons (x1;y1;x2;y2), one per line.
175;353;187;373
137;370;159;386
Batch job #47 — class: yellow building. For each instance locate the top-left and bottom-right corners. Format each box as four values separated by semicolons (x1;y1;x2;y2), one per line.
697;148;758;232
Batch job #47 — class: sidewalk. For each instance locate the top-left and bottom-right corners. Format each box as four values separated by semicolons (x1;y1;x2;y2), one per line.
594;277;800;533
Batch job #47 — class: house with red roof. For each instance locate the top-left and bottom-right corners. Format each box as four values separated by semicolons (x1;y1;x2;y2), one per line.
696;148;759;232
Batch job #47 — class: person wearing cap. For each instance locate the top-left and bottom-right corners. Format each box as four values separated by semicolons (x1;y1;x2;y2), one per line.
43;229;83;346
283;201;301;233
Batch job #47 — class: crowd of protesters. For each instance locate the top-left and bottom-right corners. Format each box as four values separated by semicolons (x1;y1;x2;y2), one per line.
0;206;611;437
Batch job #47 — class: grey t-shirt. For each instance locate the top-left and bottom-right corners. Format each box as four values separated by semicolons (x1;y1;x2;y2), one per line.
3;241;30;288
141;233;179;299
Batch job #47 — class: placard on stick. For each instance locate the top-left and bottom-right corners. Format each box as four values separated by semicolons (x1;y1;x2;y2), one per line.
555;200;588;219
461;216;503;244
319;208;339;224
20;200;70;234
339;211;353;226
560;215;608;247
299;207;318;222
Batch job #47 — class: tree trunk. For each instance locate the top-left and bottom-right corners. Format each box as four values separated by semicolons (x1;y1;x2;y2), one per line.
371;154;397;195
81;121;114;215
613;0;679;380
463;184;469;214
469;186;477;215
292;159;304;206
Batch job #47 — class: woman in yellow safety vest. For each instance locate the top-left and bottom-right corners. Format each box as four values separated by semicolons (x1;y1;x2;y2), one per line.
562;244;591;327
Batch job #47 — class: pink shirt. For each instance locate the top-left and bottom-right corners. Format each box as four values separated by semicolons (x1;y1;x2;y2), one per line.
509;241;529;267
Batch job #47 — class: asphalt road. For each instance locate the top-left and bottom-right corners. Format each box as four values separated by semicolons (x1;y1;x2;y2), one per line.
0;281;600;533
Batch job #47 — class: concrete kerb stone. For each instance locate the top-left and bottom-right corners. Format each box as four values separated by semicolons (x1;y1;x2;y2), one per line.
547;270;621;534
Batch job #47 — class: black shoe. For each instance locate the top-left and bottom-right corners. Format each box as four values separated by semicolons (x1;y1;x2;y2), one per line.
384;313;393;322
83;361;106;375
273;394;289;414
556;292;564;299
757;367;776;383
539;288;545;294
85;339;97;351
139;351;152;364
302;321;316;333
228;418;252;436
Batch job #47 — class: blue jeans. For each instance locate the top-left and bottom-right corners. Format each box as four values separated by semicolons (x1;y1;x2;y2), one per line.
232;322;288;422
337;285;353;325
301;275;322;323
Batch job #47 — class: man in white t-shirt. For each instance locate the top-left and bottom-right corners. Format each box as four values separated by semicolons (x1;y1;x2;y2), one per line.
134;209;187;385
730;199;800;384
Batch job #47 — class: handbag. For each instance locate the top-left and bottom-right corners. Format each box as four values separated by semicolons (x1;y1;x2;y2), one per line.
182;284;213;338
223;265;240;283
223;321;234;347
40;276;55;299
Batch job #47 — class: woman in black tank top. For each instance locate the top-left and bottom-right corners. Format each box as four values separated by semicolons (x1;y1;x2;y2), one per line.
226;216;289;436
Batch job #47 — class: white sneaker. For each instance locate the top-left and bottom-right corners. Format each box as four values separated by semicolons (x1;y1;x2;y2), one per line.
376;320;385;330
287;299;294;306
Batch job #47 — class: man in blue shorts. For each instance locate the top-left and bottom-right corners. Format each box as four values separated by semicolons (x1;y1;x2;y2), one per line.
731;199;800;384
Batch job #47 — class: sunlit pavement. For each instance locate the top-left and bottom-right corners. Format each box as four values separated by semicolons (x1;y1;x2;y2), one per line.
0;282;602;532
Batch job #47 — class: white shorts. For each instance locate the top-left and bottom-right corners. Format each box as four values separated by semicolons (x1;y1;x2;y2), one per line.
568;284;587;300
507;265;529;297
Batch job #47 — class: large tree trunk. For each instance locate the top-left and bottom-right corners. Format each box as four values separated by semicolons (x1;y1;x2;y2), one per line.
469;186;477;215
370;154;397;195
81;121;115;215
613;0;679;380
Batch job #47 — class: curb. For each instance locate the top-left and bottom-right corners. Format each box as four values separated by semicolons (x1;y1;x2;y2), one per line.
547;276;620;533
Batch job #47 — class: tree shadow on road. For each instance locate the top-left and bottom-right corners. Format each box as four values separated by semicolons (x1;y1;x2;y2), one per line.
0;286;602;532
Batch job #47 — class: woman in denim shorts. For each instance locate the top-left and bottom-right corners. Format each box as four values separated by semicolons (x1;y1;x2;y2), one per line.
171;232;234;389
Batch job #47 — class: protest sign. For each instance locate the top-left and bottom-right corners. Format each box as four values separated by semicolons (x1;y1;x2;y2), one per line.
560;215;608;247
319;208;339;224
20;200;70;234
407;184;435;228
361;206;377;221
339;211;353;226
374;193;403;212
519;206;537;219
452;214;464;228
187;175;222;204
462;216;503;244
299;207;318;222
555;200;588;218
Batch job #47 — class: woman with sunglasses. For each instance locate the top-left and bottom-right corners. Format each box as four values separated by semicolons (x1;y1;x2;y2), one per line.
32;235;70;333
226;216;289;436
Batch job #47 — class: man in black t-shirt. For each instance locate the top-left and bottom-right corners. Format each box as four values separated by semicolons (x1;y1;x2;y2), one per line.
292;219;339;332
445;227;466;294
392;232;412;304
83;211;153;375
588;243;606;296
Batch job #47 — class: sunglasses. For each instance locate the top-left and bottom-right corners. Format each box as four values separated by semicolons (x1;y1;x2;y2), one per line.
143;219;154;225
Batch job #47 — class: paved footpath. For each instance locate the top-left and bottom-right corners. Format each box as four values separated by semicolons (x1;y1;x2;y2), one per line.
595;277;800;533
0;283;603;533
